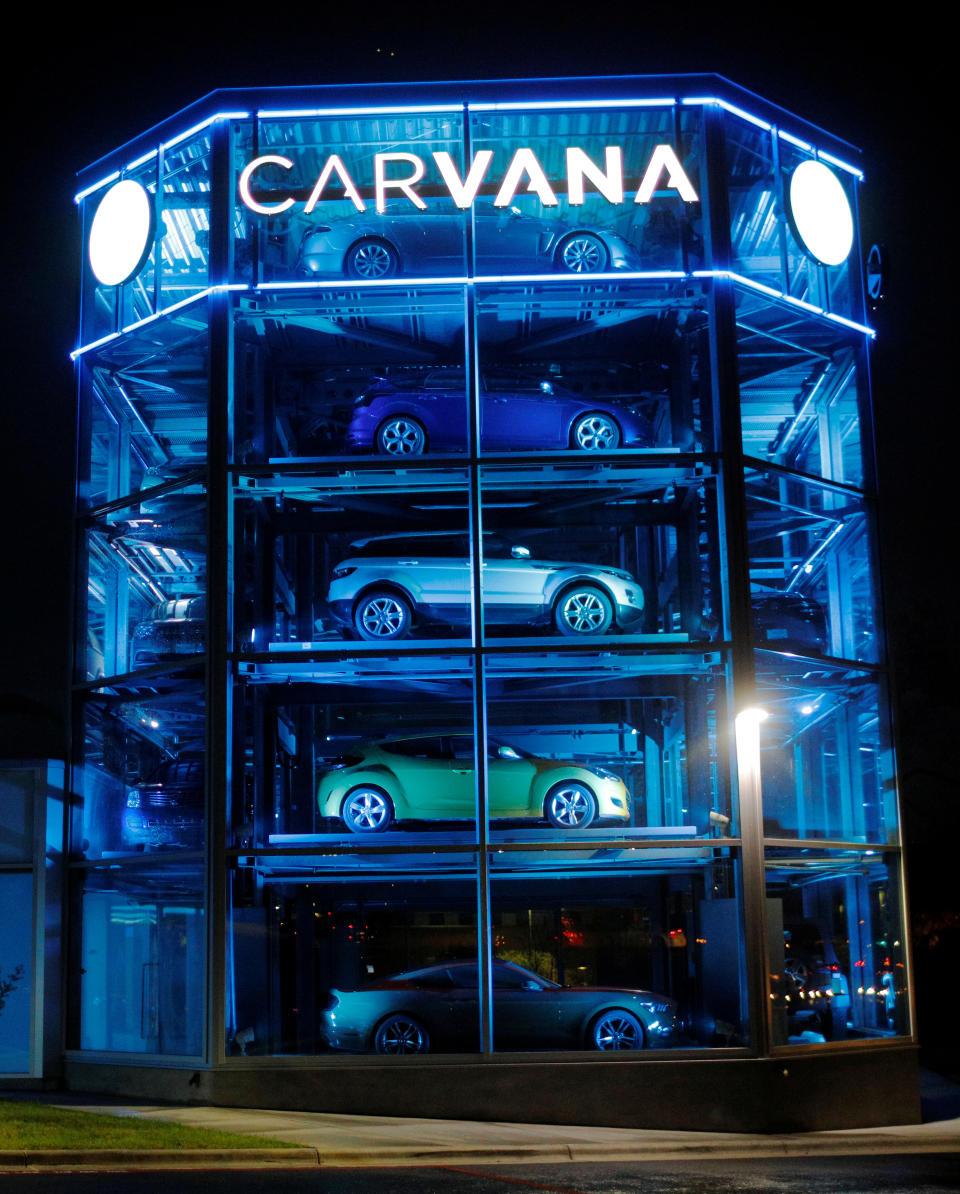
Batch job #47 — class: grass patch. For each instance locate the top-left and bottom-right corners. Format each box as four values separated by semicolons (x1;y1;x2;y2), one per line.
0;1100;297;1151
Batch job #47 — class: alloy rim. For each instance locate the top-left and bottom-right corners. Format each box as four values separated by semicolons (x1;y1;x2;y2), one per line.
549;786;591;826
561;236;604;272
380;419;425;455
345;790;390;829
377;1018;427;1053
360;596;406;637
561;591;607;632
353;243;393;278
594;1014;642;1049
575;415;619;449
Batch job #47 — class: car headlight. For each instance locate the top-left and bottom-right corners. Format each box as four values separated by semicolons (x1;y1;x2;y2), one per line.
127;789;141;808
591;766;623;783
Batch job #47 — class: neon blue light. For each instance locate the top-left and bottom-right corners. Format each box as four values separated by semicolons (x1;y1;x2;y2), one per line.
695;270;875;338
257;276;470;290
72;284;250;360
824;312;876;337
781;293;825;316
469;98;676;111
75;172;120;203
258;104;463;118
778;129;813;153
682;96;771;131
75;113;251;204
817;150;864;180
70;332;120;360
474;270;688;284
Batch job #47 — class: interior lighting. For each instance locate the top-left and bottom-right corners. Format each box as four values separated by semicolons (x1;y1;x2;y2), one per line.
88;180;153;286
682;96;772;131
789;160;855;266
258;104;462;118
469;98;675;111
800;704;815;715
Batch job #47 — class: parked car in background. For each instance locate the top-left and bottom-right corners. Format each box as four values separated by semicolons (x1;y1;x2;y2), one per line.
751;591;827;653
327;531;645;641
345;369;655;456
317;732;631;832
298;201;643;280
321;959;678;1053
121;756;204;850
130;595;206;667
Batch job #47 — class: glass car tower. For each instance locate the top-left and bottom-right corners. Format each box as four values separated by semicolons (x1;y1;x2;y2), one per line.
66;75;917;1130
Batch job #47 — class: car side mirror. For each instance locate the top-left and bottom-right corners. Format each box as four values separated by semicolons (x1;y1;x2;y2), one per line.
498;745;522;760
522;980;541;991
510;545;531;559
539;381;554;395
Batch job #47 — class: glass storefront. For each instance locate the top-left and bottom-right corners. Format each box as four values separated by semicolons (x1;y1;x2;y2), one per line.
68;79;908;1099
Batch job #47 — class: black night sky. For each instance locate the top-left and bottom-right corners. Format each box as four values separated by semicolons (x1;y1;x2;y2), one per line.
2;7;956;1068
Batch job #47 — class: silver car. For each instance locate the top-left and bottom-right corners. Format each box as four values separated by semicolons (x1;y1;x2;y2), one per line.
326;531;644;641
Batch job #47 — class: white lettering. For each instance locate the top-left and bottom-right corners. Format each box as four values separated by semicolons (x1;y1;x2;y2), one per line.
432;150;494;209
634;144;699;204
494;148;559;208
238;155;296;215
374;153;427;213
304;154;366;213
566;146;624;206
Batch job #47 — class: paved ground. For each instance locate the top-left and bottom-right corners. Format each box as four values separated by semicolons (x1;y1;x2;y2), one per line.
2;1069;958;1172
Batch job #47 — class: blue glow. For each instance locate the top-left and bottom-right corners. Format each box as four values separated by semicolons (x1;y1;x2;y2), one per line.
75;171;120;204
257;276;470;290
70;331;120;360
682;96;772;131
778;129;813;153
161;111;251;151
824;312;876;337
258;105;463;118
781;293;825;316
694;271;875;338
818;150;864;180
469;98;676;111
126;148;159;171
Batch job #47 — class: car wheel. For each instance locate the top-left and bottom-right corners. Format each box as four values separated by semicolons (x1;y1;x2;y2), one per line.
545;782;597;829
354;591;412;640
373;1013;430;1054
554;585;613;636
375;416;427;456
556;232;609;273
588;1009;646;1050
342;786;394;833
571;412;621;451
345;238;399;279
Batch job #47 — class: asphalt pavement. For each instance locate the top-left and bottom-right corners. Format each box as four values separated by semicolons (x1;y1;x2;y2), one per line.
2;1069;958;1173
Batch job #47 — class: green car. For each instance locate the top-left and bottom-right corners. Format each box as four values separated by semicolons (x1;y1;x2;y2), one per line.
317;733;631;832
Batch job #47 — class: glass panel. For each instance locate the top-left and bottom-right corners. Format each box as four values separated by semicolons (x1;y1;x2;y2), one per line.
229;868;478;1056
235;467;470;650
159;131;211;306
745;467;878;662
74;676;205;859
0;766;35;862
766;847;908;1045
75;863;204;1055
83;487;206;680
469;105;703;276
234;288;467;463
480;461;721;646
754;652;897;844
735;288;865;488
77;301;209;510
725;118;781;291
233;656;476;846
119;156;160;329
475;280;711;454
490;853;746;1050
241;112;467;284
485;652;732;841
0;872;32;1073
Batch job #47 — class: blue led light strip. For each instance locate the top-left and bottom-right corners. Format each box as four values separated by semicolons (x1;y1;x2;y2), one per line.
74;112;251;204
70;284;249;360
258;104;463;118
469;98;676;111
71;271;874;360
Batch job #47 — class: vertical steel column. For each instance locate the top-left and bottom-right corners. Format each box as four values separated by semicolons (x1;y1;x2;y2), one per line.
463;102;493;1056
206;115;234;1068
700;105;773;1057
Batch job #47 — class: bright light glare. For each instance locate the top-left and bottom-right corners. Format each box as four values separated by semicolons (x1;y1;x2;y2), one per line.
737;707;769;724
88;179;153;286
788;161;854;267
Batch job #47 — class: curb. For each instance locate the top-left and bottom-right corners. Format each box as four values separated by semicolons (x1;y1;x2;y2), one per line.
0;1148;319;1172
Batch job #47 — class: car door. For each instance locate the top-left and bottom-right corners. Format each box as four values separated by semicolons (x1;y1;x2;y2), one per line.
480;541;553;625
480;373;563;451
492;963;562;1048
392;535;472;626
485;741;538;817
382;737;473;820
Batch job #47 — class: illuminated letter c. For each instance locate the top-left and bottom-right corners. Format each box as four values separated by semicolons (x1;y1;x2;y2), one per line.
238;155;296;215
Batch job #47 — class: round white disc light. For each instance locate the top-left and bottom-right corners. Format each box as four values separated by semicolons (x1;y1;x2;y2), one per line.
788;160;854;267
88;179;154;286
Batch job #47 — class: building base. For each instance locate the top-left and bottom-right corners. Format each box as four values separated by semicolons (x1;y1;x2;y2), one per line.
63;1046;921;1134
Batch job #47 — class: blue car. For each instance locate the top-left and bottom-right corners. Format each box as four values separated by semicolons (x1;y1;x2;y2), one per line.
346;370;656;455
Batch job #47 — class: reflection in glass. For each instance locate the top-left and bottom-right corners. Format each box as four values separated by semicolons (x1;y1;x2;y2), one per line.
76;676;205;859
76;864;204;1055
766;848;908;1045
229;871;478;1056
745;467;877;662
0;872;32;1073
754;652;896;843
491;856;745;1050
159;131;211;306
